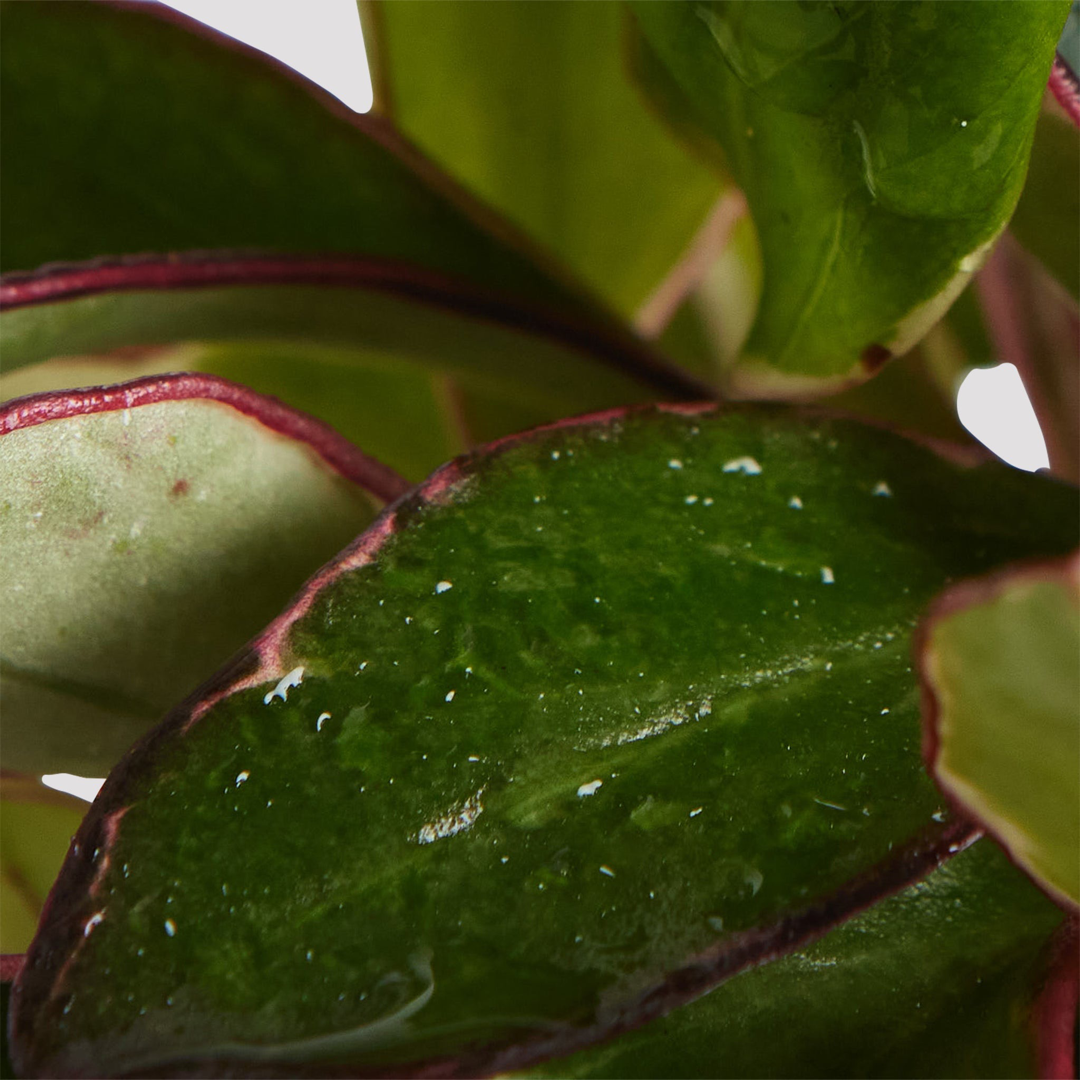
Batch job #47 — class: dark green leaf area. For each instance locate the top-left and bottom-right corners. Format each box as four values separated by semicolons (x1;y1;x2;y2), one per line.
631;1;1067;383
1010;110;1080;302
2;979;15;1080
25;410;1078;1075
0;2;574;312
521;840;1063;1078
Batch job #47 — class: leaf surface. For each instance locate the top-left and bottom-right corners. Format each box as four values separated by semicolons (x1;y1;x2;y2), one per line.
0;376;399;776
630;1;1068;396
11;406;1077;1077
1010;109;1080;302
0;1;586;316
0;781;87;955
363;0;723;317
919;553;1080;908
516;840;1066;1079
0;256;707;480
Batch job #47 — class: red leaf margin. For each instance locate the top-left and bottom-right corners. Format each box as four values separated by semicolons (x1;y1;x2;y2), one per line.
0;372;410;506
0;252;713;403
916;548;1080;913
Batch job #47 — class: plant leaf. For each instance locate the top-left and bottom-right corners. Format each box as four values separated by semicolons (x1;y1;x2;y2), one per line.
513;839;1067;1079
0;375;401;777
976;234;1080;484
918;552;1080;908
629;0;1068;396
0;779;87;955
11;406;1077;1077
0;1;589;316
1010;109;1080;302
362;0;723;318
0;256;708;480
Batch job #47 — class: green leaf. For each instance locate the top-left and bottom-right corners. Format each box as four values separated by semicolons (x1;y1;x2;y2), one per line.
363;0;723;317
919;553;1080;908
514;839;1065;1079
0;375;397;777
1010;110;1080;302
0;257;707;481
11;407;1076;1076
0;1;586;316
630;0;1068;396
0;779;87;955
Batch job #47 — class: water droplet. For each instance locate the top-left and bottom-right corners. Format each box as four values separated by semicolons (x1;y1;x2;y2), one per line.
723;456;762;475
872;481;892;497
668;458;683;470
164;918;177;937
820;566;835;584
788;496;803;509
235;770;250;787
83;912;104;938
434;580;453;594
317;712;330;732
577;780;603;797
689;807;704;818
598;865;616;878
263;666;304;705
685;494;699;504
445;690;456;703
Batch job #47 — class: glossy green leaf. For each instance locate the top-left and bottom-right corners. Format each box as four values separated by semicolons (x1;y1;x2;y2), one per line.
11;407;1077;1077
0;260;706;483
363;0;723;317
0;376;397;777
517;839;1065;1079
1011;110;1080;302
919;554;1080;908
630;1;1068;396
0;780;87;955
0;1;587;316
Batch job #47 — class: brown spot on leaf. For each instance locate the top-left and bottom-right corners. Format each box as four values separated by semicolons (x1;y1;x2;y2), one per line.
861;344;892;372
171;479;190;497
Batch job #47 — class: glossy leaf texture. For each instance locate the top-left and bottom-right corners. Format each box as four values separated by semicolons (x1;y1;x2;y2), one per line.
0;257;708;482
919;553;1080;908
1010;109;1080;302
514;839;1068;1079
0;779;87;954
630;1;1068;397
362;0;723;318
0;0;592;318
11;406;1078;1078
0;375;401;777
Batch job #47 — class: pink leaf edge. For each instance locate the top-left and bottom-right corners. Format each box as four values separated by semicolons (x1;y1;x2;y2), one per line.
0;371;410;505
916;549;1080;913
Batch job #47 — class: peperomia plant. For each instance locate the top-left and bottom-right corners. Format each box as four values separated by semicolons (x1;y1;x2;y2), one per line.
0;1;1077;1076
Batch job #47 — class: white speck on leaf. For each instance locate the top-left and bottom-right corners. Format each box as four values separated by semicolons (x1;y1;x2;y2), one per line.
445;690;456;702
235;770;250;786
821;566;835;584
599;865;616;878
577;780;603;797
789;496;803;509
685;495;698;504
723;456;762;475
668;458;683;470
435;580;453;594
84;912;104;937
317;712;331;731
264;666;304;705
164;919;177;937
872;481;892;497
